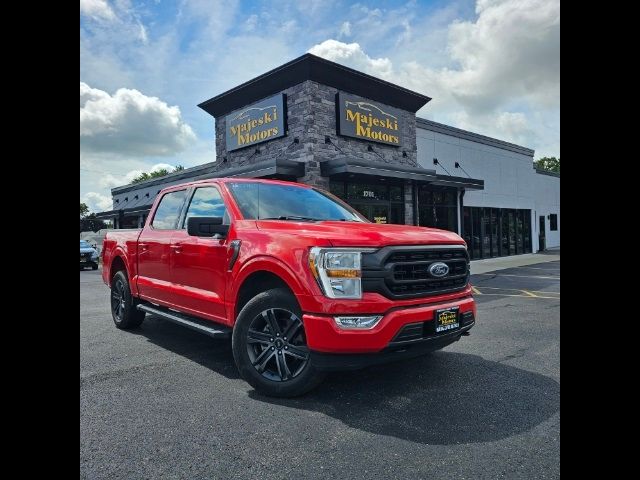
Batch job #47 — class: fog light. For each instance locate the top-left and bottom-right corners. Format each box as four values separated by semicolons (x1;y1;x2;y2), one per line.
333;316;382;329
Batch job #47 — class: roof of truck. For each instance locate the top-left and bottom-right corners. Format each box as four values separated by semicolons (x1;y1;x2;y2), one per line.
160;177;312;192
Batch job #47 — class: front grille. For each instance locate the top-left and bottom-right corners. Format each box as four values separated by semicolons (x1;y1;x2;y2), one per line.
388;276;468;295
81;253;92;261
392;322;424;342
362;246;470;299
461;311;475;326
392;311;475;343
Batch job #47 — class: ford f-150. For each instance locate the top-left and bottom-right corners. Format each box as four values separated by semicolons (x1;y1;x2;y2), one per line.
102;178;476;397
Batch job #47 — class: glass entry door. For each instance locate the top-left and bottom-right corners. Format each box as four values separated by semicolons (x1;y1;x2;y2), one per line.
350;203;390;224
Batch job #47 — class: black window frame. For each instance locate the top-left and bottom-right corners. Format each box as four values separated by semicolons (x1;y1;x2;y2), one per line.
549;213;558;231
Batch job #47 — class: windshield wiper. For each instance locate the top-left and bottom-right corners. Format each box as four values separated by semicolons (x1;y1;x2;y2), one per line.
260;216;319;222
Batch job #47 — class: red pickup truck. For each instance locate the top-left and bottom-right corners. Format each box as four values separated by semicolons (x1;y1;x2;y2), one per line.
102;178;476;396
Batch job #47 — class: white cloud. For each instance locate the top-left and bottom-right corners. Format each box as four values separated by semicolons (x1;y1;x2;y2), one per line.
137;21;148;44
450;111;534;146
338;21;351;38
244;14;258;32
308;40;393;79
307;0;559;148
441;0;560;112
309;0;559;113
80;0;116;21
97;162;180;189
80;82;196;156
80;0;559;209
82;192;114;212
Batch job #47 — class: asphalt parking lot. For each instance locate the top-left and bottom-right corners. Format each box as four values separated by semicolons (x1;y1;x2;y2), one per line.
80;258;559;479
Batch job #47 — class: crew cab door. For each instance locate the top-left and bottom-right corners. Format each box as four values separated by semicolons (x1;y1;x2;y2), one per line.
136;188;189;305
169;186;230;323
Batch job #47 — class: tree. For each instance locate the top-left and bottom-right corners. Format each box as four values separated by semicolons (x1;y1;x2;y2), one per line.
80;213;107;233
80;202;89;218
130;165;185;184
534;157;560;174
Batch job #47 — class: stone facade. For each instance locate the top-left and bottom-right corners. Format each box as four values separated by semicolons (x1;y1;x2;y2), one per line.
212;80;419;195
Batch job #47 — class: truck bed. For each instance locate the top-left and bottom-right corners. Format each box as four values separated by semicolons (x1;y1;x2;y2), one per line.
101;229;143;287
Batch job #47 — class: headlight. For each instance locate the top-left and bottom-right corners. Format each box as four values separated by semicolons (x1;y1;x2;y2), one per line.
308;247;375;299
91;251;99;260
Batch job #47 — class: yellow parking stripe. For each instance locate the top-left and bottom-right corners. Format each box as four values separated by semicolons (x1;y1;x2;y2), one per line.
471;286;482;295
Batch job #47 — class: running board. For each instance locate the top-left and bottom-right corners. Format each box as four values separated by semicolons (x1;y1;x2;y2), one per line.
137;304;231;339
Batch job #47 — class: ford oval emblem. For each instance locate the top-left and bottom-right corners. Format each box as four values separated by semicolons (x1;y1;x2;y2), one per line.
429;262;449;278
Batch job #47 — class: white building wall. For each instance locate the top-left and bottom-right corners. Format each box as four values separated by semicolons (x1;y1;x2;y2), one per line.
416;124;560;252
532;173;560;249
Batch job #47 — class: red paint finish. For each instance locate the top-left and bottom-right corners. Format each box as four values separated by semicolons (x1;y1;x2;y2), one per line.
303;296;476;353
102;178;476;354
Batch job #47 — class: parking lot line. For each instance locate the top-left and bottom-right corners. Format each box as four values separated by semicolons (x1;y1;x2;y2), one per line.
473;291;560;300
516;266;561;271
473;273;560;280
476;286;560;296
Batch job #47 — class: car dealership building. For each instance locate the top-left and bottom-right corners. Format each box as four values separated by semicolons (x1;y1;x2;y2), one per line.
95;53;560;260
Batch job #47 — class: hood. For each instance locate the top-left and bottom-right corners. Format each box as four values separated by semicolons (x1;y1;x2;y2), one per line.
255;220;465;247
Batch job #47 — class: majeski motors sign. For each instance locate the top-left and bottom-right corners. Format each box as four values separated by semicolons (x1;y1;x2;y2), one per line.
225;94;286;151
336;92;402;147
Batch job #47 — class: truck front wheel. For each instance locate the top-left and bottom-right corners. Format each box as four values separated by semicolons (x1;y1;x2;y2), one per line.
232;288;325;397
110;270;145;330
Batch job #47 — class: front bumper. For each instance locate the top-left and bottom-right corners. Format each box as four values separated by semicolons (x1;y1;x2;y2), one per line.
302;295;476;355
310;320;474;371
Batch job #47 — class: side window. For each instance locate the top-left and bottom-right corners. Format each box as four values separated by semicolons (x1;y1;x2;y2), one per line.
182;187;229;228
151;190;188;229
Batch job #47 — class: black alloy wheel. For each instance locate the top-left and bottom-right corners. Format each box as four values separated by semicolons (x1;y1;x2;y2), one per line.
246;308;309;382
110;270;145;329
111;276;127;323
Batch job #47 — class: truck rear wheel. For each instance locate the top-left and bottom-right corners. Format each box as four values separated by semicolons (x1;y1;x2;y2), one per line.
232;288;325;397
110;270;145;330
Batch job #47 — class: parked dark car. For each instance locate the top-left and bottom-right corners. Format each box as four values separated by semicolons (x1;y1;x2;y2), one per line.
80;240;99;270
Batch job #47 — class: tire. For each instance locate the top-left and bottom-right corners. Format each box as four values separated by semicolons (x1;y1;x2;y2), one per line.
92;264;98;270
232;288;325;397
110;270;145;330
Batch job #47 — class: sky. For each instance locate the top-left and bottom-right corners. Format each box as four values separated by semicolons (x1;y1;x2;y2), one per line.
80;0;560;213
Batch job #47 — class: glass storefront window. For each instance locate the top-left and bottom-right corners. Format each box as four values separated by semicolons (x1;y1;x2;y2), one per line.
522;210;532;253
347;183;388;201
329;181;345;199
516;210;524;254
390;204;403;224
463;208;473;259
508;210;516;255
490;208;499;257
464;206;532;259
417;186;458;232
481;208;490;258
371;205;389;224
389;186;403;202
337;181;403;224
471;207;481;260
501;211;509;255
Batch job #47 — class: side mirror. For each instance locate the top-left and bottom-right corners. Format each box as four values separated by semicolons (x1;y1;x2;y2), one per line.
187;216;229;238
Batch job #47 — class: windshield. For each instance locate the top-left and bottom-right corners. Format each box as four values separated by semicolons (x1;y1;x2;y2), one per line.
227;182;366;222
80;240;92;248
